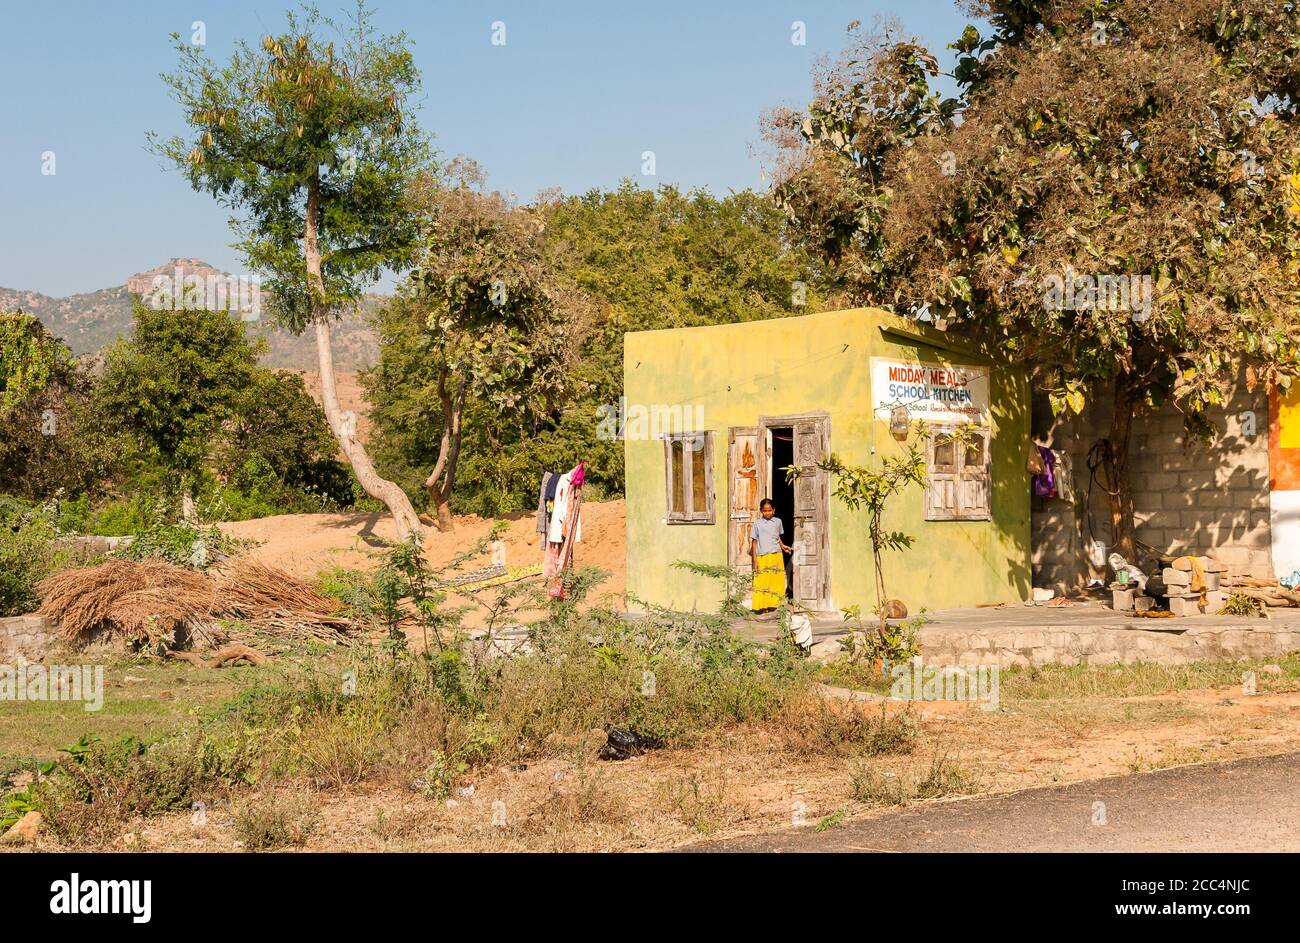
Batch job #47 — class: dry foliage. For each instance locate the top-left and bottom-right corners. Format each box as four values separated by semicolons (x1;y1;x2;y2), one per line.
38;559;216;645
37;556;351;647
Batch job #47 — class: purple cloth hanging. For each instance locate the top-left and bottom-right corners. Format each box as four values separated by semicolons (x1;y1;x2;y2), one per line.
1032;446;1056;498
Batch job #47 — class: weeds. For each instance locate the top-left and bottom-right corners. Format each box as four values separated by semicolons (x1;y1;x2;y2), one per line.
848;763;909;806
776;700;919;757
848;748;976;808
914;750;977;799
232;790;319;850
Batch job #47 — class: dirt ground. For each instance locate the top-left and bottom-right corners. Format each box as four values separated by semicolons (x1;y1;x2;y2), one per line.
37;683;1299;853
218;500;629;615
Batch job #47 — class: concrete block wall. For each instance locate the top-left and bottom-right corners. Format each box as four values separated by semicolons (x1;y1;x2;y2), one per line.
1032;380;1273;593
0;614;54;663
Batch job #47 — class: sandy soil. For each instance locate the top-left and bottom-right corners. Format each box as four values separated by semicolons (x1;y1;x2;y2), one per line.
217;500;628;612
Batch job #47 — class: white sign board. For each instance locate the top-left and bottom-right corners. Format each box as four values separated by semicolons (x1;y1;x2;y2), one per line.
870;357;990;426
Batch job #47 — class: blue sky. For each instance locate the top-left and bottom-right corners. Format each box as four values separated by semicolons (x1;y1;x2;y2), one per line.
0;0;977;296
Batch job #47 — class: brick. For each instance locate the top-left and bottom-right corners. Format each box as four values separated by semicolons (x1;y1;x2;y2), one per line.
1145;472;1180;490
1169;596;1201;617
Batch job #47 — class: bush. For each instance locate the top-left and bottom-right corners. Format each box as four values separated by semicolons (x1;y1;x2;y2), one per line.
775;699;919;758
29;731;260;847
0;498;97;616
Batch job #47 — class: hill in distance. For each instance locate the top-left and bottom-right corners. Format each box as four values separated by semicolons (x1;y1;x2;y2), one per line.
0;258;380;371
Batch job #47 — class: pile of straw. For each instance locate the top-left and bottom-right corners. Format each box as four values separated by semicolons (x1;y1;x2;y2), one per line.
38;557;352;648
38;559;217;645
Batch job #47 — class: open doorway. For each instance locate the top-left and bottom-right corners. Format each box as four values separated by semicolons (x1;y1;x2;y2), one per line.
769;426;795;601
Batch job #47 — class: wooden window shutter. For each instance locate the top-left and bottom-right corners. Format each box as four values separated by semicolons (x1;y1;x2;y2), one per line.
957;429;991;520
925;432;959;521
664;432;715;524
925;428;991;522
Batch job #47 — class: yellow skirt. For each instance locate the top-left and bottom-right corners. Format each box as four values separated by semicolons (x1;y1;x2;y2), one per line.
752;552;785;610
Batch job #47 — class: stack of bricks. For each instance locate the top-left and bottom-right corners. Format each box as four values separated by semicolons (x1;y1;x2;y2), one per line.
1161;558;1231;617
1110;583;1154;613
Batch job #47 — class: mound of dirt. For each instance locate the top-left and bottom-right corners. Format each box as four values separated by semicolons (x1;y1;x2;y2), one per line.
217;499;628;608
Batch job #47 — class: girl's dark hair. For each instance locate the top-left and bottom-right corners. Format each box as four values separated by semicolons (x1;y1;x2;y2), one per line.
759;498;775;510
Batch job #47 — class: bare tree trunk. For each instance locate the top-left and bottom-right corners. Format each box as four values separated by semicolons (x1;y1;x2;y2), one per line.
1105;374;1138;562
304;179;423;541
423;372;465;533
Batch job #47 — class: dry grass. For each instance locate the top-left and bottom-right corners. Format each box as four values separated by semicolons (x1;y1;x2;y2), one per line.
38;559;216;645
214;559;350;636
36;557;351;648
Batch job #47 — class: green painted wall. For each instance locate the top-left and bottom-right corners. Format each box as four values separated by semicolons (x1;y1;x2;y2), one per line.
623;307;1031;613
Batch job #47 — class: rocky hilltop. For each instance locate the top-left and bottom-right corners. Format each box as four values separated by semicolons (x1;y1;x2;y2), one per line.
0;260;380;371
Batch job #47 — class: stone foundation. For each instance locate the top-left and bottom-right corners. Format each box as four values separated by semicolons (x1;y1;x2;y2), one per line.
920;622;1300;668
0;614;54;663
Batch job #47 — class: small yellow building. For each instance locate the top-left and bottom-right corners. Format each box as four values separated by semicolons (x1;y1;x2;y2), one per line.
622;307;1032;615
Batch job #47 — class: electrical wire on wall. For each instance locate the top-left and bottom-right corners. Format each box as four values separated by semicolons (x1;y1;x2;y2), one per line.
1083;438;1162;567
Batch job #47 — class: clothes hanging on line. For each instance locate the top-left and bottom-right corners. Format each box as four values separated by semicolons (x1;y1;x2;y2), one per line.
1032;445;1056;498
536;471;557;535
547;465;584;544
543;461;585;599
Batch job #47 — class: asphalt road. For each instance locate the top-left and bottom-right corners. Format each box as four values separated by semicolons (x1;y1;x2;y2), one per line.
686;752;1300;852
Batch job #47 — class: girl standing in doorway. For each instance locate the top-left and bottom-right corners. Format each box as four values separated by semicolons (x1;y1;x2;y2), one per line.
751;498;792;614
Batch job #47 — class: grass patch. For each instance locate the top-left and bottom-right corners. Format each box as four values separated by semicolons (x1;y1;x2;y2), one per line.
821;652;1300;701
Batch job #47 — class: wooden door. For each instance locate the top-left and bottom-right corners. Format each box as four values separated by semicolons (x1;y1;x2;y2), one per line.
727;428;760;590
789;418;832;611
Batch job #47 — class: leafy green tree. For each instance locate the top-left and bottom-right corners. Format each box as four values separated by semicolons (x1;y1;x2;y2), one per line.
394;167;586;530
365;182;819;516
768;6;1300;558
150;1;430;538
0;312;118;500
547;182;823;415
97;301;259;509
222;368;340;493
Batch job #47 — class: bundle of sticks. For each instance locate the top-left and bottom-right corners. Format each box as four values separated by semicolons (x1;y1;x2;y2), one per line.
1220;575;1300;608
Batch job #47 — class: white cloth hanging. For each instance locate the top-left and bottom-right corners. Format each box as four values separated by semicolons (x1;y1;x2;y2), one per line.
547;468;583;544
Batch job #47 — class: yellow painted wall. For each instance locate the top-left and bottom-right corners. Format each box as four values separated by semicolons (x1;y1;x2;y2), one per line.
623;308;1031;613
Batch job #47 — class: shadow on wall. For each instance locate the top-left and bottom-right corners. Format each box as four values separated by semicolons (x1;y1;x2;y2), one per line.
1031;373;1273;588
991;369;1033;600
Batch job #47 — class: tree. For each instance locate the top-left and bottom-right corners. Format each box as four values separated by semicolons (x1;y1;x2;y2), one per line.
768;5;1300;559
814;432;927;626
151;1;430;538
97;301;259;509
221;368;346;501
379;165;588;531
364;182;818;517
0;312;116;500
